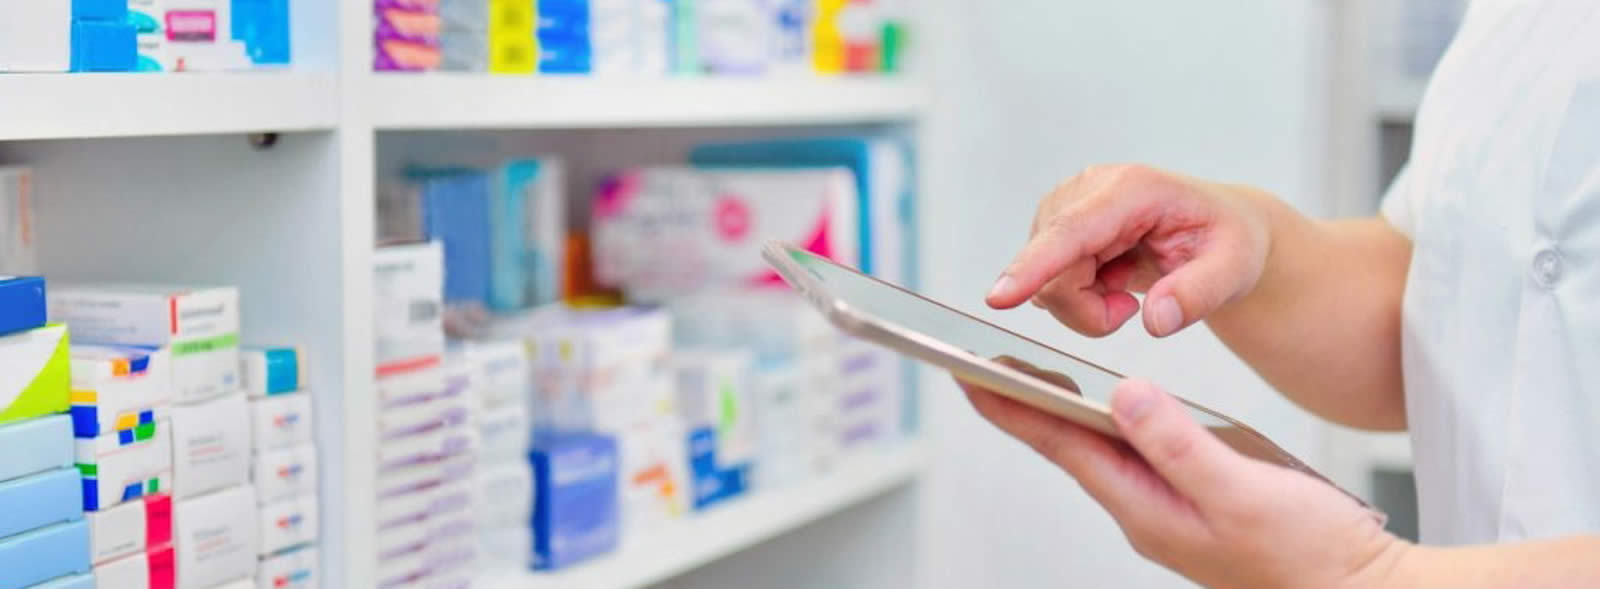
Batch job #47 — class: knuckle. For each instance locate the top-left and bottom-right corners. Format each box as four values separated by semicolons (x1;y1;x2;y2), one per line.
1151;429;1200;467
1125;529;1172;563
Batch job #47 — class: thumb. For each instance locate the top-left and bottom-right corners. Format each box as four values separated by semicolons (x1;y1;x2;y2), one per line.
1141;246;1254;337
1110;379;1252;509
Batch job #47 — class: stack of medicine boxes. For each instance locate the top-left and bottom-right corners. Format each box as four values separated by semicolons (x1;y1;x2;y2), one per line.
464;340;534;572
373;242;478;586
241;347;319;589
0;276;92;588
51;285;258;589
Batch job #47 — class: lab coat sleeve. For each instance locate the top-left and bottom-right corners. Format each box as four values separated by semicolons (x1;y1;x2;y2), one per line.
1379;163;1420;237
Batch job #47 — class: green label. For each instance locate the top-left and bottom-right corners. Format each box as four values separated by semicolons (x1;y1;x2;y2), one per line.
171;332;239;357
76;463;97;477
134;421;156;441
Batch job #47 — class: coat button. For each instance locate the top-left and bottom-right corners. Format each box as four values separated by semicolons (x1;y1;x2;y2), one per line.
1533;249;1562;288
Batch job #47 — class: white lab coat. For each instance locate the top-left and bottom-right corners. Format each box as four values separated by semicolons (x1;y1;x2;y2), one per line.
1382;0;1600;545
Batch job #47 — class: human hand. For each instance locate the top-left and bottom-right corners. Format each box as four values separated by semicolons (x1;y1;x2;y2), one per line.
986;165;1274;337
958;377;1411;589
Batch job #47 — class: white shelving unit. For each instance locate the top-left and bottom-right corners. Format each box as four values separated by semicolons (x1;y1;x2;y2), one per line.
1;2;931;587
483;442;927;589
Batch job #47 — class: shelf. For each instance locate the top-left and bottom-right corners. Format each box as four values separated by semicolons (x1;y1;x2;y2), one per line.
0;71;338;141
480;440;928;589
367;75;929;130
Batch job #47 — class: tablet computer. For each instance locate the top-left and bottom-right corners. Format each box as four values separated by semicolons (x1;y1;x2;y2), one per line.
762;241;1379;513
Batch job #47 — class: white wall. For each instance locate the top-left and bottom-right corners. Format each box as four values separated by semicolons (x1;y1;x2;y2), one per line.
915;1;1332;588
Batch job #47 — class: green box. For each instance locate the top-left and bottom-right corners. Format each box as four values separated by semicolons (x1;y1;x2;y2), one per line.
0;324;71;425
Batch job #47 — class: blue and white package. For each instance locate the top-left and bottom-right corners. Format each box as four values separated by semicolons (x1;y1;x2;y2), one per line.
0;468;83;540
530;433;619;570
0;414;73;484
0;520;91;589
0;277;46;337
685;426;749;510
70;19;137;72
241;347;302;397
232;0;291;64
413;170;493;307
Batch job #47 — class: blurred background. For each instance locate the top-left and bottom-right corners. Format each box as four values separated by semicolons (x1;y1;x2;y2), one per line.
0;0;1463;587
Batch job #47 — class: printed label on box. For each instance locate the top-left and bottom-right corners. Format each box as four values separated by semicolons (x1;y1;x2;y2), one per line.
251;441;318;505
76;420;173;511
173;485;257;589
171;393;250;499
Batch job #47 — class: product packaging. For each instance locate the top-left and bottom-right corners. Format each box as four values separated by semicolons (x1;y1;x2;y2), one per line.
616;421;689;538
0;168;37;275
752;364;827;487
673;348;758;467
508;306;674;433
0;3;71;71
86;493;172;565
70;18;137;72
69;345;171;439
0;276;46;337
257;495;318;556
467;339;529;410
76;419;173;511
592;168;859;299
0;414;73;484
241;347;302;397
163;0;252;71
476;403;529;463
0;520;91;589
251;441;317;505
173;484;258;589
249;392;313;452
0;324;71;426
257;543;317;589
232;0;291;64
0;468;83;540
530;433;620;570
373;243;446;370
477;525;531;571
171;393;251;499
375;361;444;408
48;285;241;405
834;338;902;449
696;0;773;74
94;543;176;589
127;0;168;70
685;426;750;510
473;461;532;526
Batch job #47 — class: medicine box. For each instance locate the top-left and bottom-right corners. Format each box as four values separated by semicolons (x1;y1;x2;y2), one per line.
249;392;313;452
0;168;38;276
76;419;172;511
69;345;171;439
686;426;750;510
0;468;83;540
0;414;73;484
379;394;465;440
378;452;472;499
617;422;689;535
0;323;71;426
0;277;46;337
49;285;240;404
173;484;258;589
673;349;758;467
0;520;91;589
170;393;251;499
476;403;528;463
477;525;531;571
374;362;444;408
257;544;317;589
373;243;446;369
530;433;620;570
591;167;859;299
95;543;176;589
473;461;532;525
257;495;318;556
466;339;529;410
241;347;302;397
522;307;674;433
251;441;317;505
87;493;172;565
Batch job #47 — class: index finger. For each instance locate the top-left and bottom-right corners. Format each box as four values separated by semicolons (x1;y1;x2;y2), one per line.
987;192;1141;309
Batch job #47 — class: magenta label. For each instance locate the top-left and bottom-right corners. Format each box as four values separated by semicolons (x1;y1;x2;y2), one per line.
166;11;217;42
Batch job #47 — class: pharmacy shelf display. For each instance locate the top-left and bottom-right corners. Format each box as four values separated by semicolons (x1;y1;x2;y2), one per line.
0;1;933;587
485;442;927;589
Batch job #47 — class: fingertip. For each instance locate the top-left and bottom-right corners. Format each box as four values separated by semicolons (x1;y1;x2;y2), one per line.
1111;379;1164;427
1141;294;1184;338
1104;291;1140;330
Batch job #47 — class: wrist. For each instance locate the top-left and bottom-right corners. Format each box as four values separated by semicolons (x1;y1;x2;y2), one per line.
1345;537;1425;589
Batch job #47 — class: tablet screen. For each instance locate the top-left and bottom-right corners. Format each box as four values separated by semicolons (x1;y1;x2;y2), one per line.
782;246;1232;428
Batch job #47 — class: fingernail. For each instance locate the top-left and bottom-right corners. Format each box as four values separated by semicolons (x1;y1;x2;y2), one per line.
988;274;1016;301
1152;296;1182;336
1113;383;1157;423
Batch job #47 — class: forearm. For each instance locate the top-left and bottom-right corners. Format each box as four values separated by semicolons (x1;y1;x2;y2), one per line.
1386;536;1600;588
1206;192;1412;430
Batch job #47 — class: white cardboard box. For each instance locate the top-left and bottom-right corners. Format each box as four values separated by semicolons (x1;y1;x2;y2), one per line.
249;392;314;452
0;3;70;71
86;493;171;565
256;544;318;589
174;485;258;589
49;285;240;404
171;393;251;499
251;441;318;505
76;420;173;512
257;494;318;556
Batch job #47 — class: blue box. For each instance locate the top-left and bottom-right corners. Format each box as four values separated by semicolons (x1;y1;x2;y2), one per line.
530;433;618;570
0;520;91;589
0;277;46;338
71;0;126;21
32;574;94;589
70;20;136;72
0;468;83;540
412;170;494;307
233;0;291;64
685;427;749;510
0;415;73;484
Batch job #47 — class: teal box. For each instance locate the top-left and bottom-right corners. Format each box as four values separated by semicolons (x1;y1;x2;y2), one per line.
0;520;91;589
